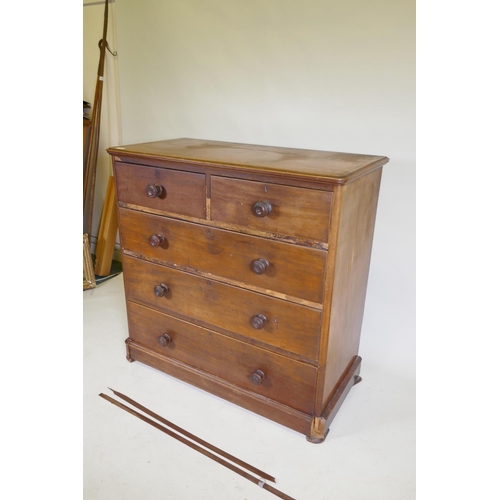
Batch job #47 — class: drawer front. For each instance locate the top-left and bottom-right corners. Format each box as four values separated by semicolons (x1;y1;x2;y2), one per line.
127;302;316;414
119;208;326;304
210;176;332;243
122;255;321;361
114;162;206;218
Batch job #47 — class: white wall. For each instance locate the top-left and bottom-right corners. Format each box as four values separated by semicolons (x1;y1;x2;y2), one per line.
113;0;415;375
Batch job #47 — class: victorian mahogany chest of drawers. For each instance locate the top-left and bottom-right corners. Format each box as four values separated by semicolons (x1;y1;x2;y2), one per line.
107;138;388;443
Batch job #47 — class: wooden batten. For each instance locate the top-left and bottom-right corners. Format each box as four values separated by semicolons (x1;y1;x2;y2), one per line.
94;175;119;276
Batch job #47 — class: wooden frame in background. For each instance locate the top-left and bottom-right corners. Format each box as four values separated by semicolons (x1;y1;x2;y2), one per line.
83;233;96;290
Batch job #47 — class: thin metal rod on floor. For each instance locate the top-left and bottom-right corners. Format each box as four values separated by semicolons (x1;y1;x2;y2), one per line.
99;393;296;500
107;387;275;483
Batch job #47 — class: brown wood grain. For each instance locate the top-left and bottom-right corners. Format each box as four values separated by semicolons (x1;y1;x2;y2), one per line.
122;255;321;362
126;341;313;437
317;168;383;412
114;162;206;218
83;117;91;160
211;176;332;243
109;138;388;442
108;138;388;184
118;208;327;304
307;356;362;442
94;176;118;276
118;202;329;250
127;301;317;414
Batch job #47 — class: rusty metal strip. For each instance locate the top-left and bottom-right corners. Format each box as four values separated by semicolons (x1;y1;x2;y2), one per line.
107;387;275;482
99;393;296;500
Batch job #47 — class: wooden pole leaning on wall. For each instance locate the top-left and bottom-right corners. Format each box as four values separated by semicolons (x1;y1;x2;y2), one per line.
94;175;118;276
83;0;109;239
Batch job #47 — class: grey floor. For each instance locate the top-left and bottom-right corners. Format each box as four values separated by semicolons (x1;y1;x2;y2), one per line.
83;273;415;500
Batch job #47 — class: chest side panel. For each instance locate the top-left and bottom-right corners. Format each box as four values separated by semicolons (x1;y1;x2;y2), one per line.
317;167;383;413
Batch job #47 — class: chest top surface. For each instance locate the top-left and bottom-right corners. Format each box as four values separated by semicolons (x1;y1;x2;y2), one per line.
107;138;388;184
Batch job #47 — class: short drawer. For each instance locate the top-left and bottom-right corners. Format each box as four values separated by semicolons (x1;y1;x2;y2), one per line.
114;162;206;219
119;209;326;304
126;301;317;414
210;176;332;243
122;255;321;362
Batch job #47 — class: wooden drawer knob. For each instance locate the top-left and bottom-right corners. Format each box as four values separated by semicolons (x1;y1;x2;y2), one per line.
149;234;166;248
146;184;164;198
251;258;269;275
157;333;172;347
154;284;169;297
250;369;266;385
250;314;267;330
252;201;272;218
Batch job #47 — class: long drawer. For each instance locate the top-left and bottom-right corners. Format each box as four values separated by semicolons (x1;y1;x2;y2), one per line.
122;255;321;362
119;208;326;304
115;162;206;218
126;301;316;414
210;176;332;243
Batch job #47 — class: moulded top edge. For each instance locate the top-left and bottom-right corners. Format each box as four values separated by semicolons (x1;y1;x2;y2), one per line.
107;138;389;184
